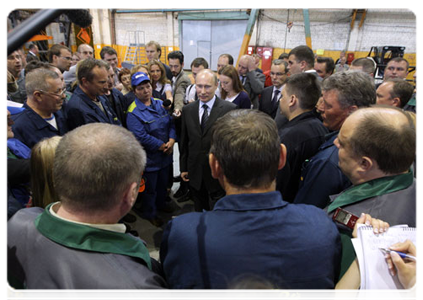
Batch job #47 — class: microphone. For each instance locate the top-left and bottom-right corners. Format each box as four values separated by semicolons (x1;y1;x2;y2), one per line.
163;99;172;107
63;9;93;28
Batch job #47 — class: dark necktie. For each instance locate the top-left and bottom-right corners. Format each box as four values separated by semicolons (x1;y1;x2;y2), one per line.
240;76;246;85
201;104;209;131
272;89;280;108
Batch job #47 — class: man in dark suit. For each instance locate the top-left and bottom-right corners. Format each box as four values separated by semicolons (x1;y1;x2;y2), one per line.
180;69;236;211
259;59;288;119
26;43;39;63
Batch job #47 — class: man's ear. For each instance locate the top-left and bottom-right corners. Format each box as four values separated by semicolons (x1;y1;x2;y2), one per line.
359;156;373;172
209;153;222;179
80;77;88;88
392;97;401;108
121;182;138;213
348;105;358;115
32;91;42;103
278;144;287;170
290;94;298;108
300;60;307;71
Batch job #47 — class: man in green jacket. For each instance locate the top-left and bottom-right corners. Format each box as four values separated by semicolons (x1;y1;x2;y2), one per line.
329;106;416;278
8;123;167;289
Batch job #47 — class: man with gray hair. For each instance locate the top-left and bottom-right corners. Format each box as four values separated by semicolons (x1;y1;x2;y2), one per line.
294;71;376;209
8;123;167;289
66;58;121;130
12;68;68;148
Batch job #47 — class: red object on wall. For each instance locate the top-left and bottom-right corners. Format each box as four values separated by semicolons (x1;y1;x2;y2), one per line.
247;46;255;55
347;53;355;65
256;46;273;72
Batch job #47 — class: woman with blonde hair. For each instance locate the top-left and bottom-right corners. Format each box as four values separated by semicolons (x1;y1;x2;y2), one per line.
123;64;150;110
147;59;173;102
30;136;62;208
219;65;251;109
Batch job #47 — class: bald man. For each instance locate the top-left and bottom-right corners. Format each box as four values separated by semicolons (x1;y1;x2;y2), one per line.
330;106;416;278
237;55;265;108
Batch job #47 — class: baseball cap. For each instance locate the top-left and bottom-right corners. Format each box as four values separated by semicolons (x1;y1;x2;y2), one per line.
131;72;150;86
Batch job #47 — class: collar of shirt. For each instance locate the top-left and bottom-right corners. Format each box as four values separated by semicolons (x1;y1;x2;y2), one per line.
199;95;216;120
172;70;184;85
49;202;127;233
272;86;283;97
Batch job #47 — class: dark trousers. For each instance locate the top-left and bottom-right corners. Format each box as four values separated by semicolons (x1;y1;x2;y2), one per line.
190;180;225;212
137;165;170;219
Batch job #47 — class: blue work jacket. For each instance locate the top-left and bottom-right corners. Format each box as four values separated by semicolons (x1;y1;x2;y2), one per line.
66;86;121;131
160;191;341;289
106;88;127;127
12;103;68;149
126;97;176;172
293;131;352;208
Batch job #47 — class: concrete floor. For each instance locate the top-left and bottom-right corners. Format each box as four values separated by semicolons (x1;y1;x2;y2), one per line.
124;144;194;261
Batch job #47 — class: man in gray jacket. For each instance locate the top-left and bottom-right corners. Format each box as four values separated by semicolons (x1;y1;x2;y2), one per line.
328;106;416;278
8;123;167;289
237;55;265;109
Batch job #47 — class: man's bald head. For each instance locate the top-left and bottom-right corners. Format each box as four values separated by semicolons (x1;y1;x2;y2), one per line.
343;106;415;175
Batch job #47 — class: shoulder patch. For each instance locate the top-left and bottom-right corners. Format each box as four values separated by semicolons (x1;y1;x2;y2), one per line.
127;101;137;113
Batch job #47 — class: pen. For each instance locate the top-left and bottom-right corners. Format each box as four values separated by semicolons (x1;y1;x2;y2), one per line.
379;248;417;261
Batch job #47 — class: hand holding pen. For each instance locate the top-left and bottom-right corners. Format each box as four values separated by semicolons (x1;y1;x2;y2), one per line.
379;247;416;261
382;239;416;289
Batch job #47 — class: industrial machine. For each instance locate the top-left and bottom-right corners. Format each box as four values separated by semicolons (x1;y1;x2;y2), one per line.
367;46;409;80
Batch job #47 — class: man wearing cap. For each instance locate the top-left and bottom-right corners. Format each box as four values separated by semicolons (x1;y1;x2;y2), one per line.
66;58;121;131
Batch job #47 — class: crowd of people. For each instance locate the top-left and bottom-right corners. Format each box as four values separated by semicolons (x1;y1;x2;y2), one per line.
7;40;416;290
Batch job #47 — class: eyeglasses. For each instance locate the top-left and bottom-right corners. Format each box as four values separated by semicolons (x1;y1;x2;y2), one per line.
59;56;72;61
39;88;67;98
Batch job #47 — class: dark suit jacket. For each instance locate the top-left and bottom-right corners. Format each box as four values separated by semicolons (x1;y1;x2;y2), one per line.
26;52;39;63
259;86;280;119
180;97;236;191
66;86;121;131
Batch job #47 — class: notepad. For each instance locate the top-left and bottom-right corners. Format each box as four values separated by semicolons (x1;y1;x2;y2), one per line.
353;224;416;289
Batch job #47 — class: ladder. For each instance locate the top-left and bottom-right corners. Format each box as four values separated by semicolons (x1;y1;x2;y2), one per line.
123;31;146;67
